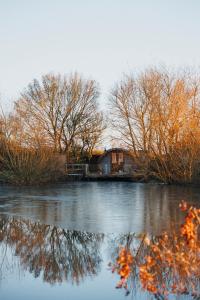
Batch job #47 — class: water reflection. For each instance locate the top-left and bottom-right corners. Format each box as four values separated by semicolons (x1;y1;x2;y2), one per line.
0;216;103;285
1;183;200;299
110;203;200;299
1;182;200;234
0;214;199;299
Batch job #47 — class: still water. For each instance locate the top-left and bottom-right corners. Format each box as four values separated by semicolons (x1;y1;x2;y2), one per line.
0;182;200;299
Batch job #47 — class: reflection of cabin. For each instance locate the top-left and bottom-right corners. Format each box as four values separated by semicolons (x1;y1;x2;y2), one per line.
89;148;137;176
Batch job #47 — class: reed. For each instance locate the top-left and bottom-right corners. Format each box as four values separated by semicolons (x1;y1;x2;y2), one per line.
0;139;63;184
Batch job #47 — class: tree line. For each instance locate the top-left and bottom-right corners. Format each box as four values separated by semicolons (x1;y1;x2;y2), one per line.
1;67;200;184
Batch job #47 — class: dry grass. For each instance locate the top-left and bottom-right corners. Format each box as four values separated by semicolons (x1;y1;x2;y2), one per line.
0;139;64;184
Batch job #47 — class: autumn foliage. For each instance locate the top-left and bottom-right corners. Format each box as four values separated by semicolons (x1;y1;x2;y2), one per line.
111;247;133;291
111;201;200;299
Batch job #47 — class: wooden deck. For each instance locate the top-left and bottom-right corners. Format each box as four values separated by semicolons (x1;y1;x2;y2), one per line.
65;163;145;181
85;174;135;181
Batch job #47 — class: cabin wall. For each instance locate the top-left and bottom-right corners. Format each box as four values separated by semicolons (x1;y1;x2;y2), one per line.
123;153;137;173
99;151;136;175
100;155;111;175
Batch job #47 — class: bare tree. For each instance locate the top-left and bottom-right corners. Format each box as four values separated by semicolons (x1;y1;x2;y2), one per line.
14;73;105;160
110;68;200;183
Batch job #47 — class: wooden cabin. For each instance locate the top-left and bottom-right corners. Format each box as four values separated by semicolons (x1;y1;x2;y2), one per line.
64;148;140;178
89;148;137;176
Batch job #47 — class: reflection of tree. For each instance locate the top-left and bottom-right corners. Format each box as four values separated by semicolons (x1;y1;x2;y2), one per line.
0;216;104;285
108;233;145;296
109;204;200;299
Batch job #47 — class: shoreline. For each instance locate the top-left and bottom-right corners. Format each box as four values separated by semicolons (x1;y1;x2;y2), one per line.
0;176;199;187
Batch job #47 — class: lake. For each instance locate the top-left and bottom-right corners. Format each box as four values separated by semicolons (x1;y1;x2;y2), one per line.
0;182;200;299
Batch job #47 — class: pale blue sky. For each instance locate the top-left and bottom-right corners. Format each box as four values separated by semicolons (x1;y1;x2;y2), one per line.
0;0;200;110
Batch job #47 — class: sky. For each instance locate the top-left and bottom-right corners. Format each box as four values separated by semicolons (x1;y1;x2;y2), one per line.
0;0;200;111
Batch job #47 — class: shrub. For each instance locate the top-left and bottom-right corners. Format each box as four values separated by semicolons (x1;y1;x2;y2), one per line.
0;139;64;184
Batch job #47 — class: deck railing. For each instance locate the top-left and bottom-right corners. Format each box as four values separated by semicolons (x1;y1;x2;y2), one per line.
66;164;89;176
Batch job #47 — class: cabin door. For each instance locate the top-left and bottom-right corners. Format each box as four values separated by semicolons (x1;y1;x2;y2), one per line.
111;152;124;173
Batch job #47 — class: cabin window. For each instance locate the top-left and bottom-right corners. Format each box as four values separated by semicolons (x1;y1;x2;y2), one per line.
112;152;117;164
118;152;124;163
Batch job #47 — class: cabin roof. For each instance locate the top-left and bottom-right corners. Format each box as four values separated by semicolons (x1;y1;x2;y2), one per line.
98;148;133;162
89;148;136;165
